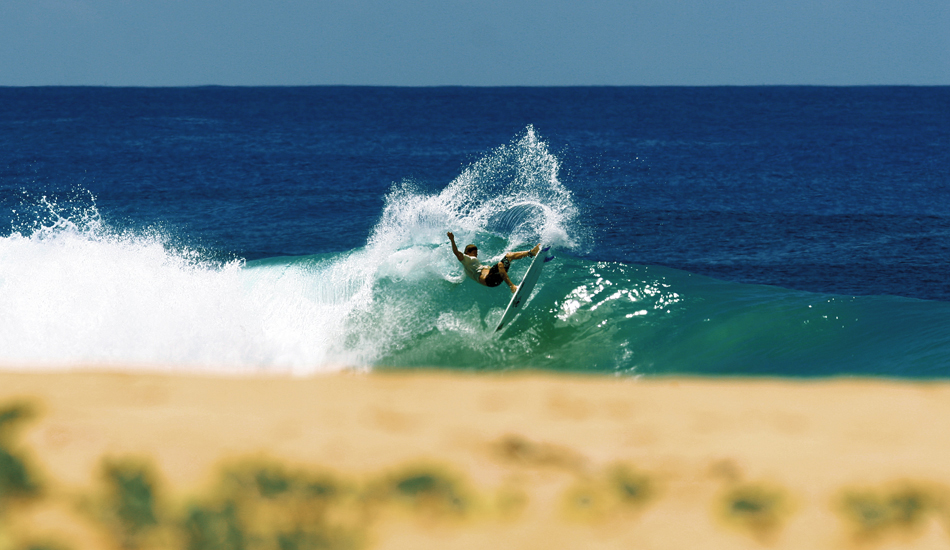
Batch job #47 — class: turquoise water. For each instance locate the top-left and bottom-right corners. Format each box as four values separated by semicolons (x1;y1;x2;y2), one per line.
245;240;950;377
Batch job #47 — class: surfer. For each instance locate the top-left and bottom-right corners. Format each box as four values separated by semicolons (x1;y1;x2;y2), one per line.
448;232;540;293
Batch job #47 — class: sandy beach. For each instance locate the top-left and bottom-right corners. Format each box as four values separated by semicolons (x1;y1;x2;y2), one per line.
2;370;950;549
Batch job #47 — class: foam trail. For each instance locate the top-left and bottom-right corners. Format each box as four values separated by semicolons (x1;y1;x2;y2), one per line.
0;196;359;373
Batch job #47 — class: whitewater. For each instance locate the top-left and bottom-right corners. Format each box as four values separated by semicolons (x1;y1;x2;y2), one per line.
2;129;949;377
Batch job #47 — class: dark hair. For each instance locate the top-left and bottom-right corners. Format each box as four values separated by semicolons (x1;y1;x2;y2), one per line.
464;244;477;254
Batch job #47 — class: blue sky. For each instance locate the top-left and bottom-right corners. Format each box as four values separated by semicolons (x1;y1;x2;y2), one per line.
3;0;948;86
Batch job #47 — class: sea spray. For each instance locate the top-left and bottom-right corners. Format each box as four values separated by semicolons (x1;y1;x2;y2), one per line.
335;126;585;364
369;126;583;259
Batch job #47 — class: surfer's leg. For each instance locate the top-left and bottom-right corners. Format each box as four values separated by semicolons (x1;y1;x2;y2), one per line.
496;261;517;293
476;267;491;286
506;244;541;262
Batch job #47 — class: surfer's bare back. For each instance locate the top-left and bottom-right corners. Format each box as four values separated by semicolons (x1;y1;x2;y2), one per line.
448;232;540;293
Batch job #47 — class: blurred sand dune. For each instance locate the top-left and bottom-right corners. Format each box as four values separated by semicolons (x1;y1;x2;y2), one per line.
1;370;949;549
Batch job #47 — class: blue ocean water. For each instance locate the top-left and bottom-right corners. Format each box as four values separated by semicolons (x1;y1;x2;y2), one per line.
1;87;948;376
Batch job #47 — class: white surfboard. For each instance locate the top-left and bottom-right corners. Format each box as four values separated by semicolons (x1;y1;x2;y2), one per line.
495;246;551;332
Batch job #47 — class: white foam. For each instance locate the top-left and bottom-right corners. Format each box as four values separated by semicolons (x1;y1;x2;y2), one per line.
0;204;366;374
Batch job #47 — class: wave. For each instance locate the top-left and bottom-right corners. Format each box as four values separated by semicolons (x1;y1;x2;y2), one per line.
373;256;950;376
2;128;949;377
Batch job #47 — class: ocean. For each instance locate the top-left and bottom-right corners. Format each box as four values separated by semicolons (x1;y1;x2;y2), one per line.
1;86;948;377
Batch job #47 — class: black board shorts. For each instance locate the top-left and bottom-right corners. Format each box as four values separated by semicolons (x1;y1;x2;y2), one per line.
483;257;511;287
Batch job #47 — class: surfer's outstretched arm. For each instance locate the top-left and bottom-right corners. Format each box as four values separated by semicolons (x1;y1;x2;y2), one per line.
447;232;464;262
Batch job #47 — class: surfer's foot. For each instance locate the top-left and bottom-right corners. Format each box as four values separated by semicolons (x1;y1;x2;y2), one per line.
509;284;518;293
529;244;540;257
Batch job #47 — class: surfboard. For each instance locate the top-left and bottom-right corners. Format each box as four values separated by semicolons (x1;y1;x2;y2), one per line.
495;246;552;332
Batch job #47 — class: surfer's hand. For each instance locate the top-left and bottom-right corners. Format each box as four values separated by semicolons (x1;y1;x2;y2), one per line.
447;232;454;240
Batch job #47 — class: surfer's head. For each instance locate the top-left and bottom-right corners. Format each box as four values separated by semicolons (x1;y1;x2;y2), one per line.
464;244;477;256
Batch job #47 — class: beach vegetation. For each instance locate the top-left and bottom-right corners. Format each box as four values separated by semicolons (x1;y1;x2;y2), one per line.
491;434;583;471
839;482;944;541
609;464;653;508
254;468;291;499
84;459;164;550
181;501;246;550
562;464;656;523
366;464;472;520
191;461;362;550
717;482;792;541
104;461;160;530
0;402;41;513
